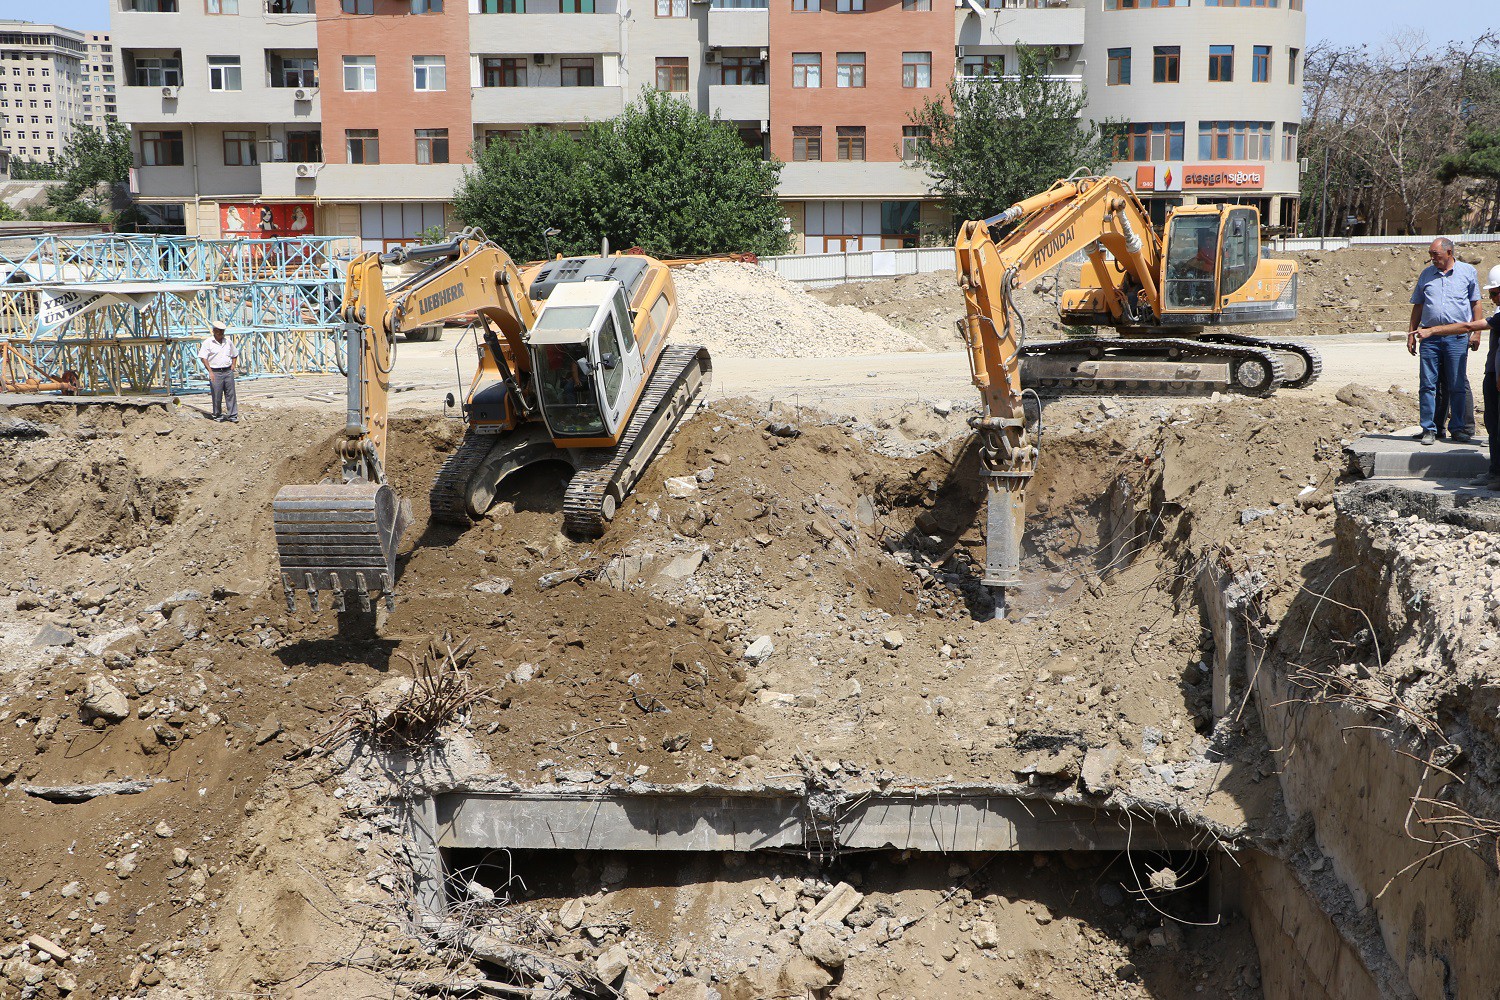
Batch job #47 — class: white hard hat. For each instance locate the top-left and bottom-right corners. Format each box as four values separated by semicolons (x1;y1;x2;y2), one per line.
210;320;227;332
1486;265;1500;293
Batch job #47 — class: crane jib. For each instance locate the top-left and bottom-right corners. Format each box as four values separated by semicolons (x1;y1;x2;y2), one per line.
1029;225;1076;272
417;282;465;316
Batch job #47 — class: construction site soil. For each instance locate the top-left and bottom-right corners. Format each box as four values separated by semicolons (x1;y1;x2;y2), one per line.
809;244;1474;345
9;354;1485;1000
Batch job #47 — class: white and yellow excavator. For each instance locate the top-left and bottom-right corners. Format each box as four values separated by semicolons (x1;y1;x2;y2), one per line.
955;174;1315;613
273;229;710;613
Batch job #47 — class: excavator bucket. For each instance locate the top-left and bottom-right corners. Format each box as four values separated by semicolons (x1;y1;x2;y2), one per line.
273;482;409;613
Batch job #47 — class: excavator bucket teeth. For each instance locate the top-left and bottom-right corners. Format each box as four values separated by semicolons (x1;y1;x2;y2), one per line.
274;482;408;612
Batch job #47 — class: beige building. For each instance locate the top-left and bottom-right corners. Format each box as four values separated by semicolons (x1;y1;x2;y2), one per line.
0;21;87;166
82;32;119;131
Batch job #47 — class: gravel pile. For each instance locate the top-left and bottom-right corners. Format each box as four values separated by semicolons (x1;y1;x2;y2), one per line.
672;261;929;358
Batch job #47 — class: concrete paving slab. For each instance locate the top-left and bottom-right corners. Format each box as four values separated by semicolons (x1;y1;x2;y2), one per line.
1347;434;1491;480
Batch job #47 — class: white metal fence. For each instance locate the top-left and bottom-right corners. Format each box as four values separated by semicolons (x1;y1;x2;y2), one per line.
1271;233;1500;252
760;246;955;287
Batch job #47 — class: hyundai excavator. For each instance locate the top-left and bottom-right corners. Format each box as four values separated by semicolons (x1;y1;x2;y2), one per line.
272;229;711;613
955;173;1316;614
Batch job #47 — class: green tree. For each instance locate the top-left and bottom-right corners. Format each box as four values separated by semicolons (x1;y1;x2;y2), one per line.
1438;128;1500;232
453;91;789;261
908;45;1115;228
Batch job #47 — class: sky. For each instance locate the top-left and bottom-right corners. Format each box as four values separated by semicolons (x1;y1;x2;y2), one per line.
1;0;1491;47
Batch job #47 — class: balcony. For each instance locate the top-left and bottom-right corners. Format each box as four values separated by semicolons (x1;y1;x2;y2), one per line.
471;86;624;124
469;12;623;54
260;162;467;201
954;73;1082;99
117;84;320;125
707;8;768;48
778;162;932;200
708;84;768;123
955;3;1084;47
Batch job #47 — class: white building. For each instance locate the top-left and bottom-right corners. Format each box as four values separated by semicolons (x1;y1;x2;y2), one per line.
0;21;88;166
83;32;119;131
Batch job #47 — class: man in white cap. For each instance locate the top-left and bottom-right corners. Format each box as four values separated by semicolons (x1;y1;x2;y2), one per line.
198;320;239;423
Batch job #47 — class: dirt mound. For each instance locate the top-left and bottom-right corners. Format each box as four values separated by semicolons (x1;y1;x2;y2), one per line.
672;261;929;358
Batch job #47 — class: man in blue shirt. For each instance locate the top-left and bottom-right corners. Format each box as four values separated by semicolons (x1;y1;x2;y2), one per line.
1420;264;1500;488
1408;239;1483;445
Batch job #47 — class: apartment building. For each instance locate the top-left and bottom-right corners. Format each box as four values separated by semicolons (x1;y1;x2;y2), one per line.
113;0;1304;246
82;32;119;130
0;22;87;166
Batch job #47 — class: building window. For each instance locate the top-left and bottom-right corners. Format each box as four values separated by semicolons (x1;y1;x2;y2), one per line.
265;0;315;11
835;0;864;9
411;0;443;10
792;125;821;161
287;129;321;161
836;125;865;161
901;0;931;8
1252;45;1270;82
792;52;820;88
1288;46;1299;84
130;0;180;9
1281;122;1297;161
346;128;379;163
720;56;763;85
480;0;525;10
223;129;256;165
882;201;919;248
482;57;526;87
343;55;376;92
1208;45;1233;82
208;55;241;91
561;57;596;87
140;129;183;165
835;52;864;88
341;0;374;11
483;129;523;146
791;0;816;8
132;58;182;87
901;52;931;88
1152;45;1178;83
655;56;688;92
560;0;596;11
412;55;446;91
656;0;688;15
416;128;449;163
273;56;317;88
1107;47;1130;86
901;125;928;161
206;0;239;12
1104;0;1178;7
961;54;1003;79
1198;120;1274;160
1110;121;1183;161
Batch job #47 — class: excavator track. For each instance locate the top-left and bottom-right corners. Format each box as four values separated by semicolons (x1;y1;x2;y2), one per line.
1020;337;1286;397
1199;333;1323;390
563;344;712;538
429;431;501;526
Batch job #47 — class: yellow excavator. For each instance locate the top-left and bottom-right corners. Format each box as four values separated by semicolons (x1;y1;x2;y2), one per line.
955;174;1315;613
273;229;711;613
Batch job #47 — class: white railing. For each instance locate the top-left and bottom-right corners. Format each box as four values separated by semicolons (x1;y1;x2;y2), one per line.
760;246;956;286
1271;233;1500;252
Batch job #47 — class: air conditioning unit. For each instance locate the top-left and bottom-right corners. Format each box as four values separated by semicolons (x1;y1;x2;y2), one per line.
257;138;286;162
292;87;318;101
1052;44;1072;60
160;85;181;98
532;52;548;65
295;162;322;177
705;48;718;63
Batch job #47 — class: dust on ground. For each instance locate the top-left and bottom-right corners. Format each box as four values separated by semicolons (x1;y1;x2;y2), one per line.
0;376;1439;999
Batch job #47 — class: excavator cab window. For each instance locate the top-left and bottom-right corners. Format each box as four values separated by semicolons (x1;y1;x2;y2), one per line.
1163;214;1221;310
596;312;626;406
1218;207;1259;298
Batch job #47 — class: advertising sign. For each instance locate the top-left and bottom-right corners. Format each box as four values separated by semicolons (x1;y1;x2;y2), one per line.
220;202;315;237
1133;166;1183;193
1182;165;1264;190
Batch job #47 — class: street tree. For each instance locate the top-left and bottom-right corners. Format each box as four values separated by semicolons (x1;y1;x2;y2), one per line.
453;91;789;261
908;45;1114;229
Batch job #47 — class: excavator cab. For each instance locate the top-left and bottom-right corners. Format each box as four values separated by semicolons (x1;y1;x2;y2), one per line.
527;279;644;444
1160;205;1296;325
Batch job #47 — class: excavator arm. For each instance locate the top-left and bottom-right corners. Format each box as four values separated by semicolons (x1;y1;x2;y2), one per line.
954;176;1161;613
275;229;538;614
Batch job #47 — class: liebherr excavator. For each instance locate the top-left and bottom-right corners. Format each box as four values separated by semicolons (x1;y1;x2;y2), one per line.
273;229;711;613
955;174;1316;613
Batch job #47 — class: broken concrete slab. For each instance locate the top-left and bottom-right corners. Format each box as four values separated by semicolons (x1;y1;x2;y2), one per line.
1346;434;1489;481
807;881;864;926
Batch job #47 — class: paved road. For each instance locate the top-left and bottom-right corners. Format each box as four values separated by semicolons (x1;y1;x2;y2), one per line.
238;331;1428;417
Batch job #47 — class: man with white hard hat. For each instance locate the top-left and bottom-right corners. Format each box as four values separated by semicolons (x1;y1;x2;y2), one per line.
198;319;239;423
1417;264;1500;488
